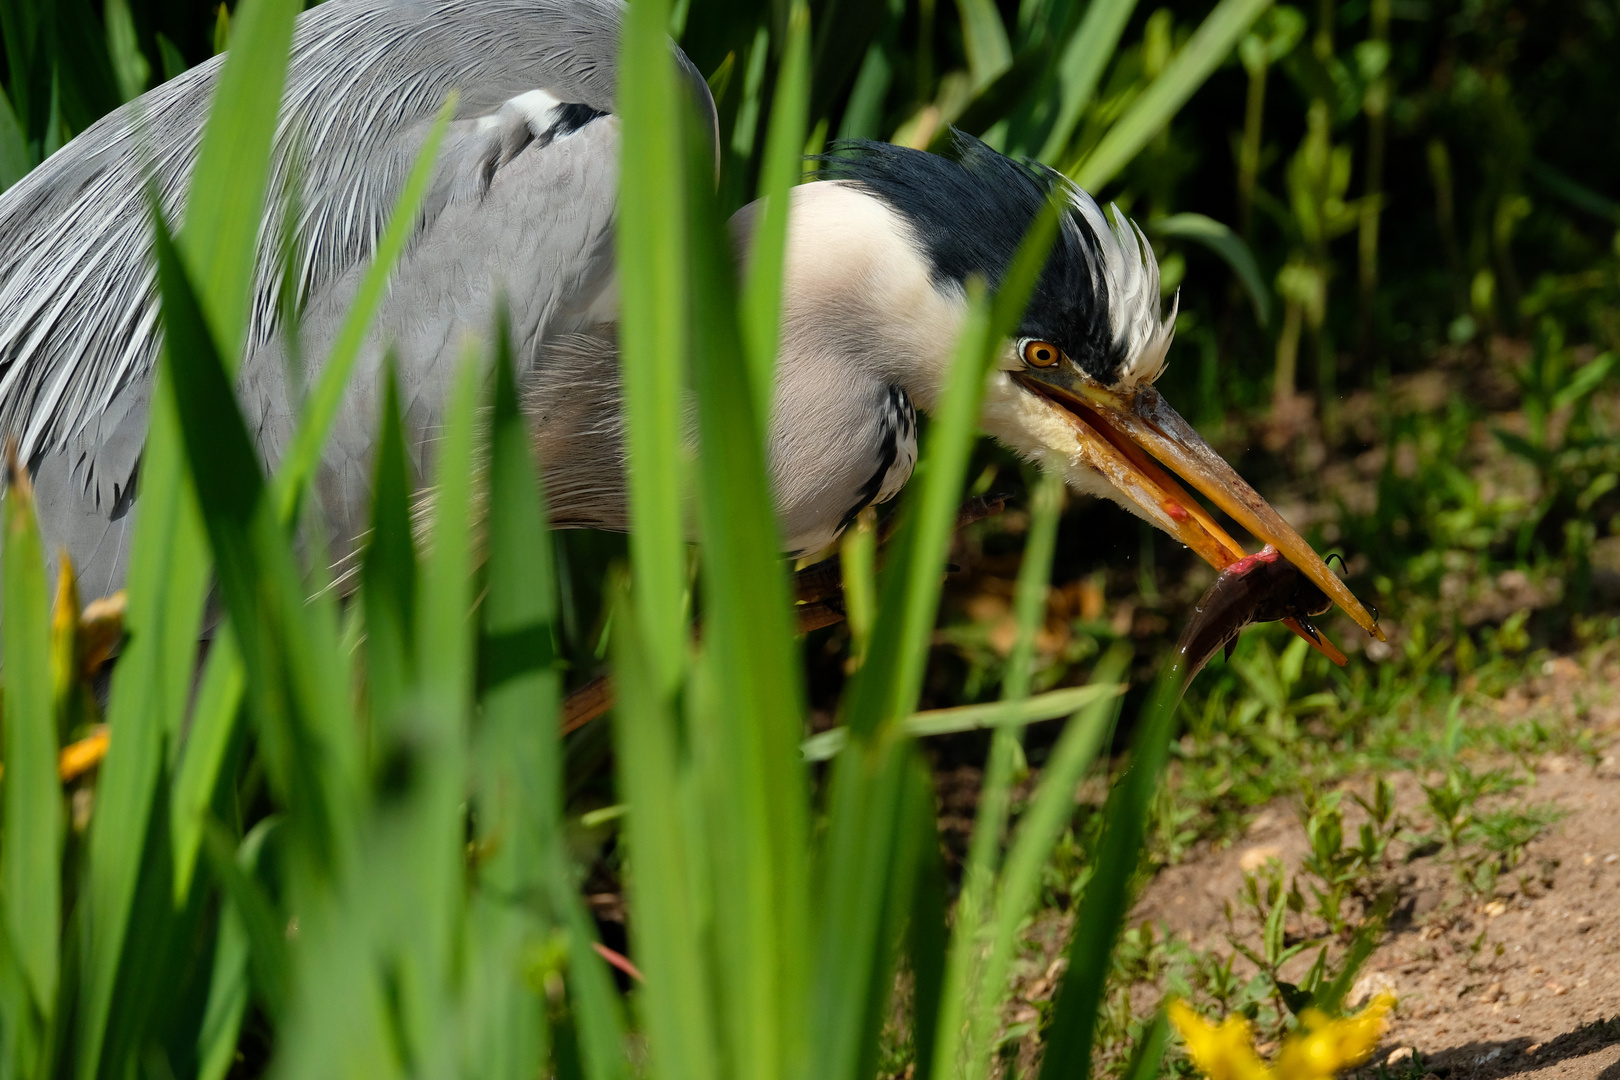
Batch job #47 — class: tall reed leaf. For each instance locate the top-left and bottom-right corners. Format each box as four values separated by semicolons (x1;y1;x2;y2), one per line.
477;324;630;1080
841;199;1060;737
194;819;277;1080
738;0;809;425
1039;657;1191;1080
958;0;1013;88
617;0;692;691
965;645;1131;1079
609;573;720;1080
686;91;810;1080
1072;0;1272;191
181;0;299;356
813;199;1061;1080
932;467;1064;1080
1030;0;1139;163
1;465;62;1028
170;625;247;901
1152;212;1272;326
379;349;482;1068
152;210;356;882
272;96;455;522
0;87;27;190
81;3;298;1072
361;364;417;735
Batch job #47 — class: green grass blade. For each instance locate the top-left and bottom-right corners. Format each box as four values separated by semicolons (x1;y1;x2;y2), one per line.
800;683;1124;761
838;511;877;662
617;0;692;693
808;284;999;1079
0;906;44;1078
1036;0;1139;163
1;467;63;1022
196;817;280;1080
957;0;1013;88
811;202;1060;1080
71;23;312;1071
1122;1010;1171;1080
178;0;298;358
489;333;629;1075
1072;0;1272;191
1151;212;1271;326
1004;469;1064;701
738;0;809;424
103;0;150;101
808;738;921;1080
686;97;811;1080
153;208;356;881
807;282;997;1074
415;345;480;721
390;346;482;1066
906;779;948;1080
200;820;289;1020
170;624;247;902
361;361;417;736
835;43;892;141
156;33;188;82
1525;157;1620;225
1038;657;1190;1080
78;379;212;1080
932;467;1064;1080
841;201;1059;738
0;85;31;189
553;886;631;1080
966;645;1131;1078
271;97;455;523
472;317;563;1080
80;4;299;1060
608;575;720;1080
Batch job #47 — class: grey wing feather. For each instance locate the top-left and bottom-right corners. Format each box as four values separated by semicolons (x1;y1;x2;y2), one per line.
0;0;714;582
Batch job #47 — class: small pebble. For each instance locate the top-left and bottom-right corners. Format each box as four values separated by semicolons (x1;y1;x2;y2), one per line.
1481;982;1504;1003
1509;990;1531;1006
1485;900;1508;917
1386;1047;1414;1066
1547;982;1568;996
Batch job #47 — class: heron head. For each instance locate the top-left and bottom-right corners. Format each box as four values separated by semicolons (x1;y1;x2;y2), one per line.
812;134;1384;652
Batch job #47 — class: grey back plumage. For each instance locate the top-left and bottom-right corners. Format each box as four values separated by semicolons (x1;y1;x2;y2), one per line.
0;0;712;592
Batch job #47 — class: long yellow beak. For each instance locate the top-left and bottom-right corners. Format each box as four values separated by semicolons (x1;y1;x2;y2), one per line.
1013;370;1384;662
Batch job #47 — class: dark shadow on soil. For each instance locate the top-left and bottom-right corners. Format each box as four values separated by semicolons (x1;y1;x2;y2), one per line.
1404;1016;1620;1080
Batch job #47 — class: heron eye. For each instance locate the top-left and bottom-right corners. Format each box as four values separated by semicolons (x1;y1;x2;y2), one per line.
1022;340;1061;368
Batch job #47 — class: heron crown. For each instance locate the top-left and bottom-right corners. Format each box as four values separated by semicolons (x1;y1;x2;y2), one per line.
816;133;1176;390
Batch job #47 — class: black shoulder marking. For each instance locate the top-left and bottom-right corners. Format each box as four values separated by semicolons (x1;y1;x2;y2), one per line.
815;132;1127;383
542;103;609;144
835;386;912;537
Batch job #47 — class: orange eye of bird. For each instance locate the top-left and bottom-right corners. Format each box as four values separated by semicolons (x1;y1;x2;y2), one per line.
1022;340;1061;368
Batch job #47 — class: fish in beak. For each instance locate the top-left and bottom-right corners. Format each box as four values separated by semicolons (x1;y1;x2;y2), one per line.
1010;361;1384;663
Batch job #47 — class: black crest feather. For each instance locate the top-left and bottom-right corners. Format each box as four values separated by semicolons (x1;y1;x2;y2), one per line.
815;131;1129;382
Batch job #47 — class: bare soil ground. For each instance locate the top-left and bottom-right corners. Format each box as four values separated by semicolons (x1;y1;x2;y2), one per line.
989;649;1620;1080
1136;655;1620;1080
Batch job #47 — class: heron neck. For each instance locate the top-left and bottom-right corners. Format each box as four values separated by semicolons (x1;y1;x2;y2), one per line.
740;180;967;413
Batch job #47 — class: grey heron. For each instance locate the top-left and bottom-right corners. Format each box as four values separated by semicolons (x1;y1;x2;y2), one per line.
0;0;1381;649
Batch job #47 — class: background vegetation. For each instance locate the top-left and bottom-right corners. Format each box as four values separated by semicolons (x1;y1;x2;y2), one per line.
0;0;1616;1077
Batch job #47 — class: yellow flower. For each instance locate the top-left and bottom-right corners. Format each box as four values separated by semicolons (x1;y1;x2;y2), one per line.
1168;994;1396;1080
1167;999;1269;1080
